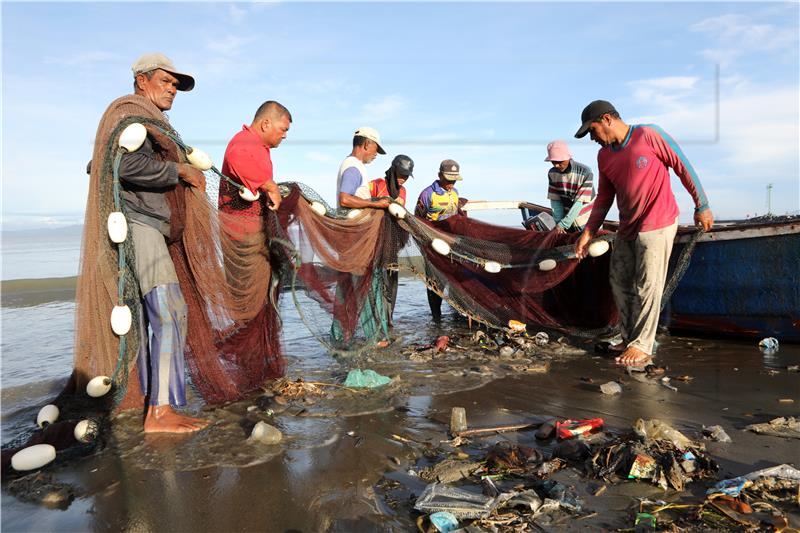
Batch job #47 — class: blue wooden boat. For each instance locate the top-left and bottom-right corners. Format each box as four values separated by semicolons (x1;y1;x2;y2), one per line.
462;201;800;342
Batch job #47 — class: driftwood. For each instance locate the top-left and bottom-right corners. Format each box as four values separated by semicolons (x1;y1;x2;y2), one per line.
455;422;538;438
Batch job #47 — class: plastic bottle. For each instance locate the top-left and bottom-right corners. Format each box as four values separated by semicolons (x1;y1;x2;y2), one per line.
758;337;779;353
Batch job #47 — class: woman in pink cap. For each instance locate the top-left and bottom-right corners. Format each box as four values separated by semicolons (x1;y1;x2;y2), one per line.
544;140;595;233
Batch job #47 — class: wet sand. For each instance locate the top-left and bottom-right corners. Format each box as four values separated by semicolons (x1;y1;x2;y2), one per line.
2;284;799;532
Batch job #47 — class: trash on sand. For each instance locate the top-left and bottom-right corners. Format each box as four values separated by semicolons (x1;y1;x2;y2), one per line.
635;512;657;529
435;336;450;353
419;459;483;484
628;454;657;480
484;442;543;472
7;473;75;509
660;377;678;392
498;345;515;357
702;425;732;443
414;482;505;519
249;421;282;444
745;416;800;439
556;418;603;439
552;439;591;463
507;320;526;333
540;480;582;513
633;419;693;450
600;381;622;395
758;337;779;353
429;511;459;532
534;332;549;346
450;407;467;435
535;419;556;440
505;489;542;512
343;369;391;388
707;464;800;498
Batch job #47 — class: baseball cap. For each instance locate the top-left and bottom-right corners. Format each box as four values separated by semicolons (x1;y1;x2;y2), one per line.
439;159;462;181
132;52;195;92
391;154;414;177
354;126;386;154
574;100;617;138
544;140;572;162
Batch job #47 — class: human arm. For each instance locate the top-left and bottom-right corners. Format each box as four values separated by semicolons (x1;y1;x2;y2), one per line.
645;125;713;229
119;137;204;190
339;168;389;209
260;180;282;211
550;198;565;233
558;200;589;231
576;168;614;258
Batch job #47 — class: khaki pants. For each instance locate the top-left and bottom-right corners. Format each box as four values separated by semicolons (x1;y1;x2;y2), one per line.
609;220;678;355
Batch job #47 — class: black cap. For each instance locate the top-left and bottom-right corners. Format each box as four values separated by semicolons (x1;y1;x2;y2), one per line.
574;100;617;138
391;154;414;177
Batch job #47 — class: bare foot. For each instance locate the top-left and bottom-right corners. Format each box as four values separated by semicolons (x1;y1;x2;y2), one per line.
376;339;390;348
144;405;210;433
615;346;652;367
609;343;627;353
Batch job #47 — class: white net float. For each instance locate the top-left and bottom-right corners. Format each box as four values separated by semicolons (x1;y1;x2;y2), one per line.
538;259;557;271
346;209;362;219
74;419;100;443
36;404;59;428
86;376;112;398
110;305;132;336
431;238;451;256
118;123;147;152
484;261;502;273
588;240;610;257
238;188;261;202
186;147;213;171
107;212;128;244
387;203;407;219
11;444;56;471
309;201;327;216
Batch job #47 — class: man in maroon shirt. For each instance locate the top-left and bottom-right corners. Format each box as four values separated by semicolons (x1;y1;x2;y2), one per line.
574;100;714;367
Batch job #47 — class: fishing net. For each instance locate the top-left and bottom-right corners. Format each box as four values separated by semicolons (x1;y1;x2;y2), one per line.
64;97;621;415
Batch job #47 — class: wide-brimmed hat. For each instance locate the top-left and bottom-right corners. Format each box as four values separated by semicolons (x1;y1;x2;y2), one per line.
574;100;617;138
354;126;386;154
439;159;462;181
132;52;195;92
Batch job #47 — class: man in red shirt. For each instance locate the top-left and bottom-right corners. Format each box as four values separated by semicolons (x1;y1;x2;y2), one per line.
219;101;291;235
574;100;714;367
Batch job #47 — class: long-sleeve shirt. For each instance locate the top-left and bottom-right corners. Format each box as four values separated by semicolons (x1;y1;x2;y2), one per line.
585;124;709;240
547;159;594;230
118;136;180;236
415;180;459;221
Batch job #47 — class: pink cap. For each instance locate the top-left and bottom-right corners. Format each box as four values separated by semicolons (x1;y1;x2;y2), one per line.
544;140;572;162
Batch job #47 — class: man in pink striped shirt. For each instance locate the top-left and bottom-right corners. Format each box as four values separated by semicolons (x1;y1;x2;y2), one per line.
574;100;714;367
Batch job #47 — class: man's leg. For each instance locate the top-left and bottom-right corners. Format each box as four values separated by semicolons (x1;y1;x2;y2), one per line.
427;289;442;322
617;221;678;365
608;237;636;351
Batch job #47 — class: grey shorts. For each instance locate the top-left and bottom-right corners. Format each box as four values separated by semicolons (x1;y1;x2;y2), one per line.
130;220;179;295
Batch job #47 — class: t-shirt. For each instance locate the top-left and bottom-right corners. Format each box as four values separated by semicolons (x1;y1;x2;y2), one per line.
416;180;459;221
368;178;407;205
336;156;369;207
586;124;709;240
547;160;595;229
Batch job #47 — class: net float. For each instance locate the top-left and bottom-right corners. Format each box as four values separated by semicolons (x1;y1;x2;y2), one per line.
186;147;213;171
346;209;362;219
508;319;527;333
86;376;112;398
74;419;100;444
238;187;261;202
484;261;502;273
309;201;327;216
249;421;283;444
110;304;132;336
11;444;56;471
36;405;59;428
118;123;147;152
107;212;128;244
387;203;407;219
538;259;557;271
431;238;451;256
588;240;610;257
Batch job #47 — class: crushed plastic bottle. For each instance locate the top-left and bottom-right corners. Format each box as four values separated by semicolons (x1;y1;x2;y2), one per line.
600;381;622;395
534;332;549;346
758;337;779;353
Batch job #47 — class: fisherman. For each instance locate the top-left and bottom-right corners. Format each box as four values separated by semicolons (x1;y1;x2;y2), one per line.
82;53;208;432
544;140;595;233
366;155;415;324
218;101;291;233
336;126;391;210
415;159;463;321
574;100;714;367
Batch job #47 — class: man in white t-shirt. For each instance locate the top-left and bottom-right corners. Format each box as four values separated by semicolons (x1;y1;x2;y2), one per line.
336;126;390;210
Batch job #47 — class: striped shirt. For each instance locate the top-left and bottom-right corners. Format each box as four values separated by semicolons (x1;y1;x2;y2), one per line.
547;160;595;229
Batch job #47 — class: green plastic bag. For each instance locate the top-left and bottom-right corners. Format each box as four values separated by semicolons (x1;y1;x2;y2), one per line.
344;369;391;388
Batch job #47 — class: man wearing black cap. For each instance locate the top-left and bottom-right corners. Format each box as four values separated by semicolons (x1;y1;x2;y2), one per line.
574;100;714;367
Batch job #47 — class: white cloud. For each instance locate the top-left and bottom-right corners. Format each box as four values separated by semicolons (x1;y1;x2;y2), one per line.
305;151;333;163
205;35;256;57
44;51;120;68
628;76;701;109
691;13;798;66
359;95;406;122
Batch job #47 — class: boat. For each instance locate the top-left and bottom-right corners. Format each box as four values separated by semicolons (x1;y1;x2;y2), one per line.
462;201;800;342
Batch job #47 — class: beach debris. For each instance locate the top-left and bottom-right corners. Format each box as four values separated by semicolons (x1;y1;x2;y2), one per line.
507;320;526;333
7;472;75;509
777;398;794;403
533;332;549;346
600;381;622;395
634;512;657;530
36;405;59;428
633;419;694;450
454;422;537;439
628;453;658;480
484;442;543;472
644;364;666;377
414;483;505;519
249;421;282;444
11;444;56;471
556;418;604;440
758;337;779;353
707;464;800;498
660;376;678;392
702;425;732;443
450;407;467;436
540;480;583;513
343;369;391;389
86;375;112;398
429;511;459;532
552;439;591;463
498;345;514;357
745;416;800;439
505;489;542;513
435;336;450;353
535;419;556;440
419;459;483;484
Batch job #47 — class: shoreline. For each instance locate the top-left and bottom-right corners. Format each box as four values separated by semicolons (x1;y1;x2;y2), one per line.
1;276;77;308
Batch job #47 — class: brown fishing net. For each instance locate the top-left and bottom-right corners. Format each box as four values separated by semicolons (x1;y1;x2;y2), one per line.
65;96;618;414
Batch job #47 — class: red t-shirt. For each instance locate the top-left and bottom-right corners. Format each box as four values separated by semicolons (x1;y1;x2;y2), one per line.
368;178;407;205
586;124;708;240
218;125;274;236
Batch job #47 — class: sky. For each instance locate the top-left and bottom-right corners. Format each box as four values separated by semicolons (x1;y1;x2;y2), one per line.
2;1;799;230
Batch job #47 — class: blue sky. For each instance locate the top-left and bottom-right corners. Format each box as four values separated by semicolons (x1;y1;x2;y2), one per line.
2;1;798;230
